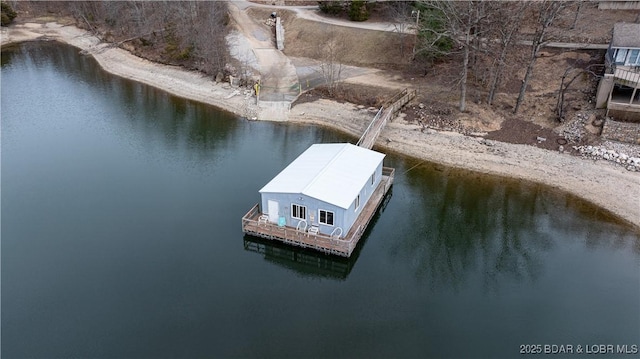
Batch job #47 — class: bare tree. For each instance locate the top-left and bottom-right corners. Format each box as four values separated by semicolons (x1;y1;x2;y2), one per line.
571;0;584;30
486;2;529;106
418;0;491;112
388;1;414;57
66;1;229;76
316;26;347;96
555;64;602;121
514;1;566;114
189;2;229;74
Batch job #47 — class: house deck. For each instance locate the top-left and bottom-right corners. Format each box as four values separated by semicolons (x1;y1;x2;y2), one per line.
241;167;395;257
613;66;640;89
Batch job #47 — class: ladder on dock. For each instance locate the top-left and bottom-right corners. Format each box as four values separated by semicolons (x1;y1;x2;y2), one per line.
356;88;415;149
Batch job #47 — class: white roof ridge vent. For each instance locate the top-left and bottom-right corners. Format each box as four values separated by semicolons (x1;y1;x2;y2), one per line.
300;143;352;195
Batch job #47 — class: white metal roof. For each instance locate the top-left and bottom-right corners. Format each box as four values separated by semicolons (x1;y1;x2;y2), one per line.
259;143;385;209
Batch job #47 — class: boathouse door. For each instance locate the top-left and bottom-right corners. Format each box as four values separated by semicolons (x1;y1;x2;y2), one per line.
267;200;279;223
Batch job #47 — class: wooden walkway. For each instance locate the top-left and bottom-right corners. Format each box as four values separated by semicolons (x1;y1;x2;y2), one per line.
357;88;416;150
241;167;394;257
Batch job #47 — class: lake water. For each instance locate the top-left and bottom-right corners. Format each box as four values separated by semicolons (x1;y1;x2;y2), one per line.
2;42;639;359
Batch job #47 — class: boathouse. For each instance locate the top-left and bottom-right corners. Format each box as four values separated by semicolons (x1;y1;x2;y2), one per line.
260;142;384;236
242;143;394;257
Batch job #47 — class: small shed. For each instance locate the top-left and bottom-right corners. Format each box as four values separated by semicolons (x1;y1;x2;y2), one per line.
259;143;385;238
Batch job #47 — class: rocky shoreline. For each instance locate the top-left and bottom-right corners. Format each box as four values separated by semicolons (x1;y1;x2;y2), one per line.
574;145;640;171
3;22;639;231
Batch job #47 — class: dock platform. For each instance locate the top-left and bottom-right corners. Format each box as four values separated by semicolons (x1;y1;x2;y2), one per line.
241;167;394;257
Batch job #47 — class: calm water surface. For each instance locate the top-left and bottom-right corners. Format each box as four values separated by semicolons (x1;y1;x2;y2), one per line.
2;43;639;359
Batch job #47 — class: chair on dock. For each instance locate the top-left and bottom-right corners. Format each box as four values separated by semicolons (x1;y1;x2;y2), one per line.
258;214;269;225
308;225;319;236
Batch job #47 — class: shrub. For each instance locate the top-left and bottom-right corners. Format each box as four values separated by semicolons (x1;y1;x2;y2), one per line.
415;6;453;64
348;0;369;22
318;1;343;15
1;1;17;27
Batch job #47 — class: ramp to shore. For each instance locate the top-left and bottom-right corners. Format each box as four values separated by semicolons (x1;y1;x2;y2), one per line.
357;88;416;149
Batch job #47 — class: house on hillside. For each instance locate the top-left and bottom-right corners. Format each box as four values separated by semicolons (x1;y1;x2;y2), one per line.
596;22;640;122
241;143;394;257
606;23;640;68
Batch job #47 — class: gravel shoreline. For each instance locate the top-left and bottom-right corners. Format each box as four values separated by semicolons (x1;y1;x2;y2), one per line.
3;23;639;231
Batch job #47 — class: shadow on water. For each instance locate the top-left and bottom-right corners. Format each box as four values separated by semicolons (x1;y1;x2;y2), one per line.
242;188;394;280
243;236;357;280
390;158;640;293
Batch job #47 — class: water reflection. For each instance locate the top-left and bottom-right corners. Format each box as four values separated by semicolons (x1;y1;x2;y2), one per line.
3;42;241;159
392;160;639;292
243;236;357;280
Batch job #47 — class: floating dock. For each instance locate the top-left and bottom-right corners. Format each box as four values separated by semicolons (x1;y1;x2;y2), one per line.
242;167;394;257
242;88;412;257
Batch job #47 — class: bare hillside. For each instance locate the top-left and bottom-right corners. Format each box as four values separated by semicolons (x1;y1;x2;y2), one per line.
248;7;413;69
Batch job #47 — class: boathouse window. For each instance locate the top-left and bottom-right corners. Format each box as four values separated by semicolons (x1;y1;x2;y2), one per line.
371;172;375;186
319;210;334;226
291;203;307;220
354;195;360;211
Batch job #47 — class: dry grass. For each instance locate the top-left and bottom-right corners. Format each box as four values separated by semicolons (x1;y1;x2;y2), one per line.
250;4;636;138
294;83;397;107
247;7;414;69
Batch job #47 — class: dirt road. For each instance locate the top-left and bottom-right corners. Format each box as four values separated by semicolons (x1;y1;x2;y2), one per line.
226;0;418;104
227;2;298;101
234;0;414;33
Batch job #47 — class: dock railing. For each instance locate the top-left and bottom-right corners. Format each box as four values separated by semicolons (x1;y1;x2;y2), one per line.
356;88;416;150
242;205;352;255
612;64;640;89
356;107;384;147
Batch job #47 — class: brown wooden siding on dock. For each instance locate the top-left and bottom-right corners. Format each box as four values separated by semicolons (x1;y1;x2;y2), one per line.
242;167;395;257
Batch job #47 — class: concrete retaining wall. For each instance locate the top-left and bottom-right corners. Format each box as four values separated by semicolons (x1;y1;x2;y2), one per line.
596;74;614;109
276;17;284;51
608;107;640;122
258;100;290;121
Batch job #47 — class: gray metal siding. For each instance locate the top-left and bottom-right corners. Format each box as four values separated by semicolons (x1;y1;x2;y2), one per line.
259;160;384;238
342;163;383;231
260;192;347;236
